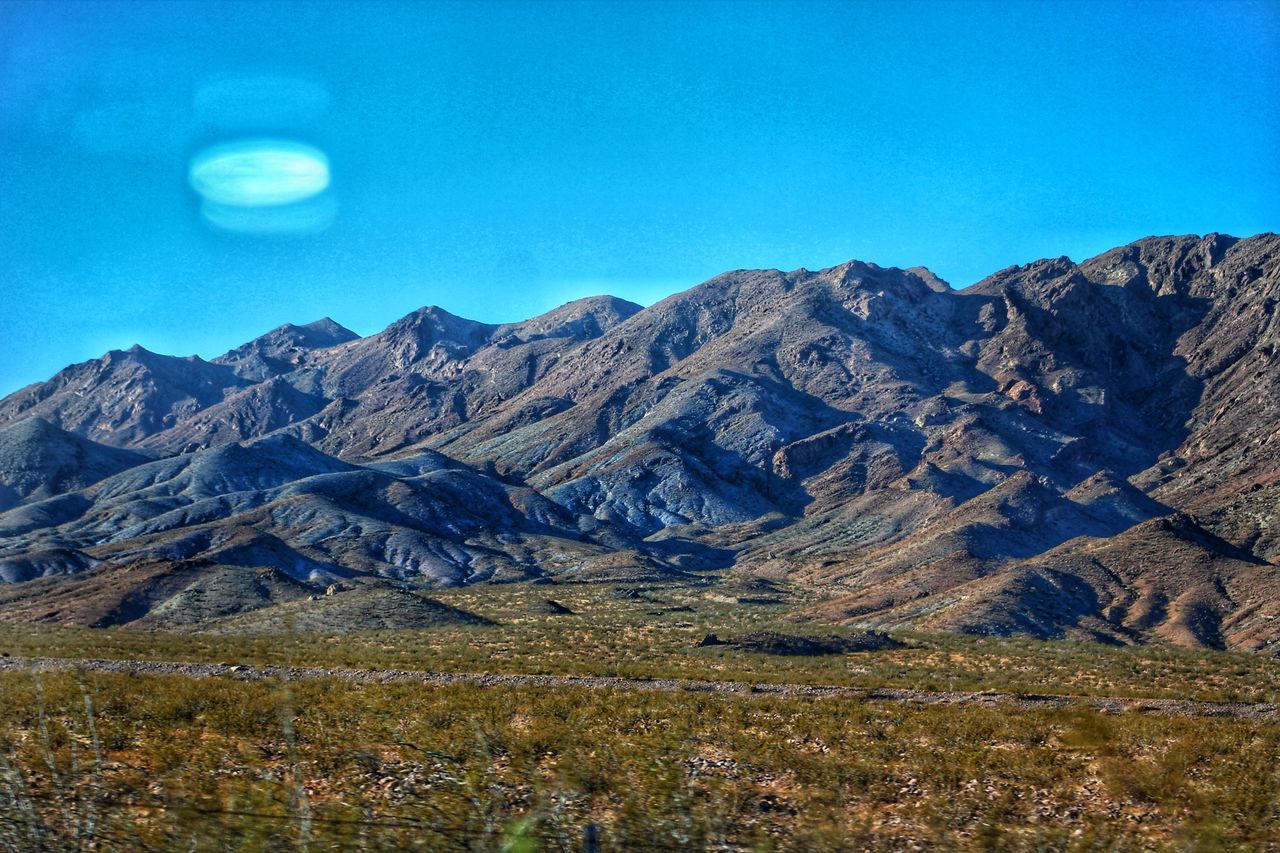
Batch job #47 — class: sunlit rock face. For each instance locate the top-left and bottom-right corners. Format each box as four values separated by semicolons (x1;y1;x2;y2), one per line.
188;139;334;234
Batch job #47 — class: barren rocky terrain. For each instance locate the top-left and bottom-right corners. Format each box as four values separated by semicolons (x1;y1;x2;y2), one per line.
1;233;1276;651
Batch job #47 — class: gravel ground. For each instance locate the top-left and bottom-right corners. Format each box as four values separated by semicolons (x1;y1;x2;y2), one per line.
0;656;1275;719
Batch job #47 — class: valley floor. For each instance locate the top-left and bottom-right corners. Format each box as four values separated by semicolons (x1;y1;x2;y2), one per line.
2;655;1277;721
2;580;1279;703
0;582;1277;849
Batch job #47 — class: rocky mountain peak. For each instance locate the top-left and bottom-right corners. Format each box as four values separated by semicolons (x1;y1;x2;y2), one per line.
1;233;1278;649
492;295;643;345
214;316;360;381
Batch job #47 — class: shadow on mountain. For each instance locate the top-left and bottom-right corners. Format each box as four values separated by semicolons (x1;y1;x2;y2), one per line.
0;234;1276;648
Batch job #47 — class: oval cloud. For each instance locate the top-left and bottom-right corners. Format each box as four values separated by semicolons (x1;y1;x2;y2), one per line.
189;139;330;207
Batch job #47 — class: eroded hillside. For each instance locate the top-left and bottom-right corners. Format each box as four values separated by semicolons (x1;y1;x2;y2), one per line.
1;233;1276;650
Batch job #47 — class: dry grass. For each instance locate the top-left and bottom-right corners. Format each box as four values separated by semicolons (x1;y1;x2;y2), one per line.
1;581;1278;848
0;668;1277;850
0;581;1277;703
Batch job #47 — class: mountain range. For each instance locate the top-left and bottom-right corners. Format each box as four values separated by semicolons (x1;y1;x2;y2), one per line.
0;233;1276;651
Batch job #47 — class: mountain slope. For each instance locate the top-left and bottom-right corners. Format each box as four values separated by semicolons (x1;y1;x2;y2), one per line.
810;513;1280;651
0;418;148;511
0;234;1276;645
0;346;247;446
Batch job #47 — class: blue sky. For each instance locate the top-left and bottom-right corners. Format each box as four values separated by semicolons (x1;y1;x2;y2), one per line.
1;0;1277;396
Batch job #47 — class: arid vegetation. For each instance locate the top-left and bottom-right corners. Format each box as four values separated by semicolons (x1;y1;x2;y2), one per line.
0;582;1277;848
1;666;1277;850
2;582;1278;704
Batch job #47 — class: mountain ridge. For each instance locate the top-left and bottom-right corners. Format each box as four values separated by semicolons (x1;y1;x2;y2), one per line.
0;232;1276;650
